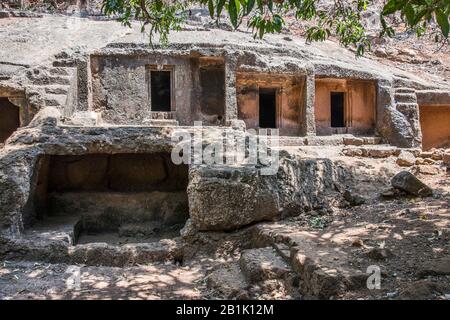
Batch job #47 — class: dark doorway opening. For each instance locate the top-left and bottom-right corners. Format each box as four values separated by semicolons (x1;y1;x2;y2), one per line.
199;65;225;122
331;92;345;127
259;88;277;128
0;97;20;143
151;71;171;112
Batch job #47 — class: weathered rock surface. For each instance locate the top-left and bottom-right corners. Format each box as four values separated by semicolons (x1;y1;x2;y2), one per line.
391;171;433;197
343;189;366;206
443;152;450;167
207;263;249;299
396;150;416;167
412;165;441;175
418;257;450;277
239;247;292;283
343;137;364;146
252;223;367;299
399;280;446;300
188;151;354;231
187;166;280;231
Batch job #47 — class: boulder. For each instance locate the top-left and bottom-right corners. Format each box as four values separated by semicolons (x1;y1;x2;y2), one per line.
188;166;280;231
391;171;433;197
188;155;346;231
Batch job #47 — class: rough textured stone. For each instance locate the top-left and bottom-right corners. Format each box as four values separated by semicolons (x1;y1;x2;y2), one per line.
343;189;366;206
366;248;393;261
342;147;364;157
443;152;450;167
418;257;450;277
399;280;445;300
188;166;280;231
396;150;416;166
391;171;433;197
412;165;440;175
188;153;348;231
207;263;249;298
343;137;364;146
239;247;292;283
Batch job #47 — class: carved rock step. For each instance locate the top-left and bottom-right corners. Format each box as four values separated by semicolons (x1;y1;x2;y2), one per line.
70;240;183;267
394;93;417;103
343;145;402;158
27;73;72;86
48;67;71;76
206;247;298;299
44;85;69;95
0;234;183;267
45;94;67;107
343;136;382;146
207;263;249;299
394;87;415;94
144;119;179;127
239;247;293;283
252;223;368;299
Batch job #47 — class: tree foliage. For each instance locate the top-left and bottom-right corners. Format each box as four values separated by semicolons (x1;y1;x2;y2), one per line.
102;0;450;55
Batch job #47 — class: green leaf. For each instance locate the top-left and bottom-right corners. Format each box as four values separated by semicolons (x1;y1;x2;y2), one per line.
229;0;238;28
208;0;215;19
403;4;415;25
246;0;255;14
436;9;449;38
217;0;226;16
382;0;403;15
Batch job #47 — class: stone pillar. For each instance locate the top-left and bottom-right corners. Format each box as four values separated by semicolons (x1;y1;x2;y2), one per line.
375;79;392;139
224;54;238;125
77;57;89;112
301;65;316;136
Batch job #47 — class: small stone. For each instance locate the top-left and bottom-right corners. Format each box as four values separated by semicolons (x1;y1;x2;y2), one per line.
422;158;436;165
343;147;363;157
419;151;433;158
380;187;403;198
366;248;393;261
443;153;450;167
351;239;364;247
343;189;366;206
415;158;425;165
396;150;415;167
431;150;443;160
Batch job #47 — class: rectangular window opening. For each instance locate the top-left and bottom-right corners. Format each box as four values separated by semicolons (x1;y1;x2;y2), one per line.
151;70;171;112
